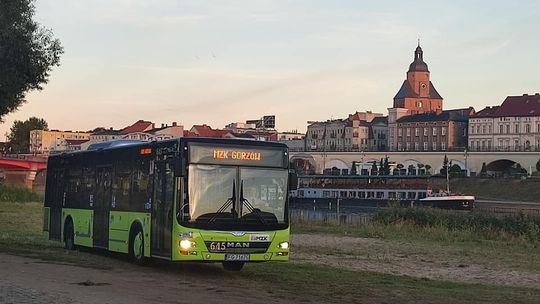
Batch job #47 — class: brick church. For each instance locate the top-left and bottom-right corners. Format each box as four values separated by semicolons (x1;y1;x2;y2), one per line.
388;44;473;152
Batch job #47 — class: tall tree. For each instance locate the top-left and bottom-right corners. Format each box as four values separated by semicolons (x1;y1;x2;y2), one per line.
351;161;357;175
440;154;449;175
0;0;63;121
6;116;47;153
536;158;540;173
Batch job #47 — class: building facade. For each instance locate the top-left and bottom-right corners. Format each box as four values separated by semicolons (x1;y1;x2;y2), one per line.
395;109;472;152
468;94;540;151
306;116;374;152
388;44;444;151
29;130;91;154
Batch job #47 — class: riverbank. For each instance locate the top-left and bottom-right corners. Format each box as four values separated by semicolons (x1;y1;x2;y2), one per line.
450;178;540;203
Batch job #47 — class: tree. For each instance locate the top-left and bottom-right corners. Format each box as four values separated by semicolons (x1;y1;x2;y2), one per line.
0;0;63;121
351;161;357;175
371;161;378;175
408;164;416;175
424;164;432;175
417;163;425;175
536;158;540;173
480;162;488;177
383;157;390;175
396;163;404;175
440;154;449;175
6;117;47;153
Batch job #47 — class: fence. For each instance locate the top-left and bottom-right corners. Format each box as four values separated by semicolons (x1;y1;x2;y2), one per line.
290;209;373;226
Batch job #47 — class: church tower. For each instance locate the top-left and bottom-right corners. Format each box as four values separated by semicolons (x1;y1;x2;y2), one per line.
392;43;443;114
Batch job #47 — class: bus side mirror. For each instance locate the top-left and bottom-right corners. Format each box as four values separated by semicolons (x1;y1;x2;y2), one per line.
172;158;185;177
289;171;298;190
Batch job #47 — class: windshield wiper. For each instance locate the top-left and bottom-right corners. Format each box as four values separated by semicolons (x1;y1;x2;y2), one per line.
240;180;268;225
208;180;237;223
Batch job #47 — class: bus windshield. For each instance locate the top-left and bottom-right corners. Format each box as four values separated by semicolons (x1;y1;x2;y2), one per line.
187;164;287;229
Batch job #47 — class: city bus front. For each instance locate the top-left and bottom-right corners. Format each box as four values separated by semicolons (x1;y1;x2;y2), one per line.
172;141;294;270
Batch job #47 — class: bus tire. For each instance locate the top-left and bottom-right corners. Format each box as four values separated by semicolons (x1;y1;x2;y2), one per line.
222;261;244;271
129;225;147;265
64;218;76;251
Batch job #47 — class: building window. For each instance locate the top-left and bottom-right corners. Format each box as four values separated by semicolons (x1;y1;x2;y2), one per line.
406;143;411;151
415;128;419;137
423;128;428;136
423;142;428;151
414;142;419;150
488;125;492;134
432;143;437;151
441;142;446;151
526;124;531;133
406;128;411;137
470;125;475;134
515;124;520;134
441;127;447;136
397;143;402;151
398;128;402;137
499;125;504;134
506;125;510;134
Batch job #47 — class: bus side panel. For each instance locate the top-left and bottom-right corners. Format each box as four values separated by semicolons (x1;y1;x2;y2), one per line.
62;208;93;248
108;211;151;256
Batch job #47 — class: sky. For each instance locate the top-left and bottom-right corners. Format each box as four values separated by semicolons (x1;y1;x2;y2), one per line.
2;0;540;139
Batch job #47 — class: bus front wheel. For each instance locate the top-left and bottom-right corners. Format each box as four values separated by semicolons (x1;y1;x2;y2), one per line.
129;226;147;265
222;261;244;271
64;219;76;250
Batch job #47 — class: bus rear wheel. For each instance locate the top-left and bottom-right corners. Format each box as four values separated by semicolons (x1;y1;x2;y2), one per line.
222;261;244;271
129;226;147;265
64;219;76;251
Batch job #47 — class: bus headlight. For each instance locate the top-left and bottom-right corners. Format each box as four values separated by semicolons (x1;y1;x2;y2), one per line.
180;239;196;249
278;241;289;250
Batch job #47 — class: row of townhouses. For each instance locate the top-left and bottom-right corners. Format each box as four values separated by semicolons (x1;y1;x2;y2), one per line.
304;44;540;153
25;45;540;154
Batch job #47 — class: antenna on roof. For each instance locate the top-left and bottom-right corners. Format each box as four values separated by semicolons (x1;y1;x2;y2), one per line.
417;34;420;47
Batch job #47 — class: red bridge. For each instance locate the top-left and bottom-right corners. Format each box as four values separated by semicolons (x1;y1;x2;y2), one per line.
0;156;48;190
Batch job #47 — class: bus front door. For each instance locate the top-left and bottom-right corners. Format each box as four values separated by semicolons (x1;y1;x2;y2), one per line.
151;161;173;257
93;166;112;249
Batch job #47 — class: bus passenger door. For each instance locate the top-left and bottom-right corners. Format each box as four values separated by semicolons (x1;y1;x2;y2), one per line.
47;169;64;240
94;166;112;249
151;161;174;257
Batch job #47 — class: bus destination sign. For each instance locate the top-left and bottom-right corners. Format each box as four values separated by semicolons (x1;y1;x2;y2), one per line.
189;144;285;167
213;149;261;161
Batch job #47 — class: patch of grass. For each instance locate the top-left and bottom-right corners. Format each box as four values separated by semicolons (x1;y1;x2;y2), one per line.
0;185;43;202
373;207;540;243
2;201;540;303
242;262;540;304
450;178;540;202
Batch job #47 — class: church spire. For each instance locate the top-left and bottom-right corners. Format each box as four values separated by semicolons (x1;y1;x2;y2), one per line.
409;43;428;72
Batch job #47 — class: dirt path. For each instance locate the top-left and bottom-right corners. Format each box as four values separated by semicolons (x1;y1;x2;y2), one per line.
291;234;540;289
0;253;285;304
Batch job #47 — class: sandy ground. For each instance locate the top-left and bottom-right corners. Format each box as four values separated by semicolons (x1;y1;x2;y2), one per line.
292;234;540;289
0;253;286;304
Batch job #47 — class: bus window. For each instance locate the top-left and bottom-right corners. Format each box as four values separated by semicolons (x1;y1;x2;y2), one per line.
113;161;132;210
65;166;83;208
132;158;152;212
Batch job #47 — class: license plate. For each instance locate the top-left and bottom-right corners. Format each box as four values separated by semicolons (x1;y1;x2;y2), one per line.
225;254;250;261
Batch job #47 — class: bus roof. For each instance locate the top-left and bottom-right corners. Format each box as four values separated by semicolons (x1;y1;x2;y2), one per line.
48;137;288;161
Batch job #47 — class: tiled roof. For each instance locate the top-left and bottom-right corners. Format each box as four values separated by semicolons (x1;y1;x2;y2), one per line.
120;120;153;135
190;125;231;138
472;94;540;118
91;129;121;136
371;116;388;125
394;81;443;100
397;108;470;123
183;131;200;137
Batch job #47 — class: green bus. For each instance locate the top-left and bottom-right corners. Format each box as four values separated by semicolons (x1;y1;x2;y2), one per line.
43;138;296;271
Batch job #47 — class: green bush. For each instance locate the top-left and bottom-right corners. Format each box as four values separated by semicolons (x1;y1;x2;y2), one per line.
0;185;43;203
372;207;540;243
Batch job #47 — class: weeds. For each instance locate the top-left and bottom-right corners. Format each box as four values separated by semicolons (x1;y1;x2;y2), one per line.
0;185;43;202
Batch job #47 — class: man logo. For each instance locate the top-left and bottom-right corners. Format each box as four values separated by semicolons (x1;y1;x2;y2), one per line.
250;235;269;242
